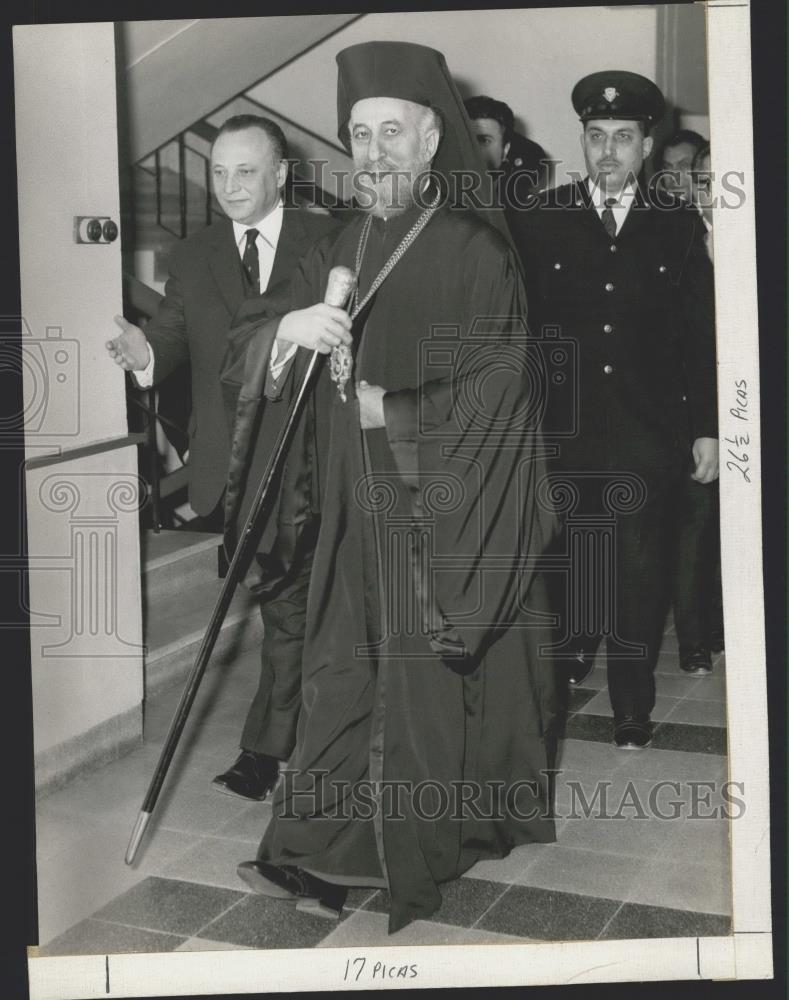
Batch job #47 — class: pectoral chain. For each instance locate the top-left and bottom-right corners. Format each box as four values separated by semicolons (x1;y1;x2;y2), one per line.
330;190;442;403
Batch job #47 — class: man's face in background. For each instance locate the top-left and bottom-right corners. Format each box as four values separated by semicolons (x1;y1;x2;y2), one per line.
470;116;510;170
660;140;699;201
691;151;713;226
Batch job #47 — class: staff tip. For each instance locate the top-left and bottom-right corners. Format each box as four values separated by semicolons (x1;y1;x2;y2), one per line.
125;810;152;865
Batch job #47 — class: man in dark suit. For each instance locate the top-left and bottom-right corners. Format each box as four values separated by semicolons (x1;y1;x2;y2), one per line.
653;129;707;205
509;72;718;749
669;139;723;673
106;114;339;797
463;95;548;237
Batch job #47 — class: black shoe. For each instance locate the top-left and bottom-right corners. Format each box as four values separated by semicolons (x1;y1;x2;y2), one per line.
237;860;347;919
567;653;594;686
613;715;652;749
679;645;713;676
213;750;280;801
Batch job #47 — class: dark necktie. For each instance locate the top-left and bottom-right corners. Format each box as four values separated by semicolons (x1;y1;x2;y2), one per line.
242;228;260;291
601;198;617;239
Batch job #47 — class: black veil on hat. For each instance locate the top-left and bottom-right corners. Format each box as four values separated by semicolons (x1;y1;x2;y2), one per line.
336;40;510;242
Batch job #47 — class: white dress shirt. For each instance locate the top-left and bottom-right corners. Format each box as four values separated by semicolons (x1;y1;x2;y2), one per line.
586;177;637;235
135;201;290;386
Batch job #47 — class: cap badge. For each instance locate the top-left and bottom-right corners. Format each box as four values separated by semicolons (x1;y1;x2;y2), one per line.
603;87;619;103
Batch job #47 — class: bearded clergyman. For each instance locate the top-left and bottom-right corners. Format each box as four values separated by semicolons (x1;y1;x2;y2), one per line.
220;41;559;934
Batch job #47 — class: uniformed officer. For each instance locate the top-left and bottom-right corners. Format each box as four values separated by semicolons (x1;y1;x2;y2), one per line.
509;70;718;749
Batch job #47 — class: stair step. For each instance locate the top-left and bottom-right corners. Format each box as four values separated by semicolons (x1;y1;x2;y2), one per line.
142;529;223;603
142;527;219;569
145;604;263;700
144;561;254;650
143;545;262;699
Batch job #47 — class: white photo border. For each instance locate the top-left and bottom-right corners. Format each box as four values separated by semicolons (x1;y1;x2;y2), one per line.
24;1;775;994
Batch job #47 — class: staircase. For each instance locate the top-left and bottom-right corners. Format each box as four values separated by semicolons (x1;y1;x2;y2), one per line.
125;91;352;273
140;529;263;700
119;14;363;164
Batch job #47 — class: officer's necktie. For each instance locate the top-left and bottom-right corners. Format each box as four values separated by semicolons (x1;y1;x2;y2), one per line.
242;228;260;291
601;198;617;239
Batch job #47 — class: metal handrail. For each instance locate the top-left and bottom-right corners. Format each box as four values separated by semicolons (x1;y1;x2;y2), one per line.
123;271;189;532
141;96;349;244
125;94;355;525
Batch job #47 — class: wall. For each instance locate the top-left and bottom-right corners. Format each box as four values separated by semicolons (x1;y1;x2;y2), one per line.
26;446;144;776
118;14;361;162
655;3;710;150
15;22;127;454
249;6;659;186
14;23;144;792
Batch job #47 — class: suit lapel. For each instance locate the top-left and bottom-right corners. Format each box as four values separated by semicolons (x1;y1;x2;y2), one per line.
616;184;652;240
268;209;307;289
568;179;655;240
207;218;248;314
569;179;607;235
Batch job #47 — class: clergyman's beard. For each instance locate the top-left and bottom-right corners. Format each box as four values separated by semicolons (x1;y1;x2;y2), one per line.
353;160;431;217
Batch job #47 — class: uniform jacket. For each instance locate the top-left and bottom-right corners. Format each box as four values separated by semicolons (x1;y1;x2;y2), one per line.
145;208;339;515
509;180;717;474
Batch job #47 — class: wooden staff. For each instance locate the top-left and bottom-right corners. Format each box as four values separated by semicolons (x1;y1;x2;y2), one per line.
125;266;357;864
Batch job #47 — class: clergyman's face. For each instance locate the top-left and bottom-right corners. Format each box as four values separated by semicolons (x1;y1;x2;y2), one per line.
470;117;510;170
581;118;653;194
349;97;440;217
660;140;699;201
211;127;287;226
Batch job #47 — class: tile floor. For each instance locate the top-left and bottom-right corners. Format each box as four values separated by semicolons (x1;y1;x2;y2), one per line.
35;622;731;955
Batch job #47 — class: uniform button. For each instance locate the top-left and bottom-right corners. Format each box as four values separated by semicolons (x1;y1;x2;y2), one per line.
603;323;613;333
603;364;614;375
659;265;667;273
553;261;562;270
605;282;614;292
610;244;617;253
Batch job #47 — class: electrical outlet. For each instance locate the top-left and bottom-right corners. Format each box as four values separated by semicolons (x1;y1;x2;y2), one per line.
74;216;119;244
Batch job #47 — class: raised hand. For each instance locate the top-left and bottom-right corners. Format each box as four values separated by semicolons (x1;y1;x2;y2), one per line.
106;315;151;371
276;303;353;355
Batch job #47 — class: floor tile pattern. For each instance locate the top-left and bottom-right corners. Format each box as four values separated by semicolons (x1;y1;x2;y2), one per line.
37;623;732;953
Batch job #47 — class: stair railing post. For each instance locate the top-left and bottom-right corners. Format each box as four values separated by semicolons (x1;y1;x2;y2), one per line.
178;132;187;239
154;147;162;230
204;155;212;226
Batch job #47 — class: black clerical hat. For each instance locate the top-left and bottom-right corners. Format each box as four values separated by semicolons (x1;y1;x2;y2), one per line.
335;40;512;243
336;41;481;181
572;70;666;124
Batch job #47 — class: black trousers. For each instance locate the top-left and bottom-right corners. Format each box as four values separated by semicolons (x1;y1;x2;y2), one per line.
670;471;722;652
240;538;315;761
545;466;682;719
198;491;315;762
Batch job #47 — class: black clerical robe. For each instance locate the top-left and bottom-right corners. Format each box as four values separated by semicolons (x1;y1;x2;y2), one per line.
222;204;559;933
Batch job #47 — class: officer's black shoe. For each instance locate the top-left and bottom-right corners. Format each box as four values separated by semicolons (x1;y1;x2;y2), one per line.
567;652;595;686
237;860;347;919
213;750;280;801
679;645;713;676
613;715;653;750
